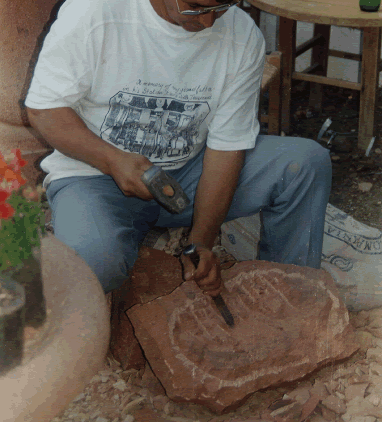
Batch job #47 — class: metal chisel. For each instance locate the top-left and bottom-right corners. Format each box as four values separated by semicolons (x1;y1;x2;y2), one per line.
183;244;234;327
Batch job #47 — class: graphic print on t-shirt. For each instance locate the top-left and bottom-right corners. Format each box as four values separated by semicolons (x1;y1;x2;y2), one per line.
100;92;210;164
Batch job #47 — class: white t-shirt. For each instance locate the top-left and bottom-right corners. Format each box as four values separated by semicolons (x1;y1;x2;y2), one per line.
25;0;265;185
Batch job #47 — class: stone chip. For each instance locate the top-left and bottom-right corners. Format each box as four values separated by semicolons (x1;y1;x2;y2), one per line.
322;395;347;414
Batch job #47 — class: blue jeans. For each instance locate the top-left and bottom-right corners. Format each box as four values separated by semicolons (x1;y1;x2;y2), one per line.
46;135;332;293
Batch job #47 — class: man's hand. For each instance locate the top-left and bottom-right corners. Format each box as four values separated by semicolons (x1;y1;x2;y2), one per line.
181;245;222;297
107;148;154;200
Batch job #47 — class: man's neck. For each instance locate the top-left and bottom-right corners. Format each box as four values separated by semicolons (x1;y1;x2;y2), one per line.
149;0;176;25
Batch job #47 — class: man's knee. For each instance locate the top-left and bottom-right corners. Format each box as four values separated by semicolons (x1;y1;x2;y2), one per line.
284;138;332;182
56;233;134;294
290;137;330;164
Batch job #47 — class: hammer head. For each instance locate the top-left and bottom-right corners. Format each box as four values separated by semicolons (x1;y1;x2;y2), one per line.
141;165;191;214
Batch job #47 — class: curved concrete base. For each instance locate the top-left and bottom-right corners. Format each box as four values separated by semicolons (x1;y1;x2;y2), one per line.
0;235;110;422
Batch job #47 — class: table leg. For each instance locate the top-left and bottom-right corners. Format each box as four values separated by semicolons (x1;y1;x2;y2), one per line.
278;17;296;134
309;24;331;112
266;51;282;135
358;27;381;150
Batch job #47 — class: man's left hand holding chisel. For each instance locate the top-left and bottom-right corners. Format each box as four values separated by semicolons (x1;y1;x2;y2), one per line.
182;243;222;298
182;243;235;327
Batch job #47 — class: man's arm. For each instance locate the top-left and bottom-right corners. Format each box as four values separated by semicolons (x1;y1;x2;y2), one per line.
26;107;153;199
182;147;245;296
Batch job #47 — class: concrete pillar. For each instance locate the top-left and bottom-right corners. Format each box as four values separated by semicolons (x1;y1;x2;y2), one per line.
0;0;63;184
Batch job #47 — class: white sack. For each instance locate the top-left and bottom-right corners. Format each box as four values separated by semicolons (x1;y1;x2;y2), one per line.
221;204;382;311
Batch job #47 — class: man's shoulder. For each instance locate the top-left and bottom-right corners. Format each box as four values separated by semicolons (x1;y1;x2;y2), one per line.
223;7;263;45
57;0;130;25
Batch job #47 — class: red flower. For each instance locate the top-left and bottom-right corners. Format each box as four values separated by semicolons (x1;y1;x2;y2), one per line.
10;149;27;173
0;149;27;220
4;168;26;187
0;157;7;180
0;202;14;219
0;190;10;202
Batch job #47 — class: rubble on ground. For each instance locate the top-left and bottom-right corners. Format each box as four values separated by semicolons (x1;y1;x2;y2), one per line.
52;230;382;422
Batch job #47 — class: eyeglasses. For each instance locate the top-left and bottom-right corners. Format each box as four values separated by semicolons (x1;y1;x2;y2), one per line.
175;0;240;15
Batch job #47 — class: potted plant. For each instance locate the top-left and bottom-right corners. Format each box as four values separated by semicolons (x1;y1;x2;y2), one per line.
0;148;46;374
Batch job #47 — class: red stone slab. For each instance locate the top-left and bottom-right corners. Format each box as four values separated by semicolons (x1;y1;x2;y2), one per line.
127;260;359;414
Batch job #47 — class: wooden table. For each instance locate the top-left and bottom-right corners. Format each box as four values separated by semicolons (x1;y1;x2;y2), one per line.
246;0;382;149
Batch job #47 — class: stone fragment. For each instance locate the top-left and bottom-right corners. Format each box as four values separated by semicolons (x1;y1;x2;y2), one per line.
308;416;328;422
368;319;382;330
284;386;311;404
344;383;368;401
122;416;135;422
91;410;102;419
122;397;145;414
367;393;381;406
120;392;136;409
210;419;263;422
355;418;377;422
113;379;127;392
99;369;113;377
368;376;382;397
91;375;102;383
310;380;329;401
321;395;347;414
373;338;382;348
366;327;382;339
348;373;370;385
110;247;183;370
369;362;382;376
355;363;369;375
368;308;382;321
324;380;339;395
72;392;86;402
351;311;370;329
334;391;346;400
320;406;337;421
163;401;176;415
358;182;373;192
269;398;294;412
98;383;112;393
133;408;172;422
128;260;359;414
355;330;375;352
152;395;170;411
367;348;382;364
343;396;382;419
299;394;321;422
269;401;301;418
331;366;355;380
121;368;140;383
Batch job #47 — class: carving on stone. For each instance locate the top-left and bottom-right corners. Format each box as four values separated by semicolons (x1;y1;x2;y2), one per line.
128;260;359;413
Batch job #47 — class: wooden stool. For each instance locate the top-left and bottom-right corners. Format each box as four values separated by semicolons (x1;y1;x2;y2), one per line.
261;52;282;135
246;0;382;150
279;19;381;149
